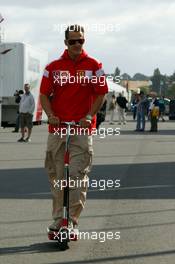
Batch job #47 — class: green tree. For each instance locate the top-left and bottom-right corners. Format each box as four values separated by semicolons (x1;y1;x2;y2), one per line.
166;84;175;99
151;68;161;93
169;71;175;82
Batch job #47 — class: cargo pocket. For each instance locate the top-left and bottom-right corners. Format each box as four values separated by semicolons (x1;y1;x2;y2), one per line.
69;135;93;179
80;151;92;175
79;134;93;174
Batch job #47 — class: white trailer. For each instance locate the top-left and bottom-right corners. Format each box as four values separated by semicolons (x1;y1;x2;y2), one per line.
0;42;48;126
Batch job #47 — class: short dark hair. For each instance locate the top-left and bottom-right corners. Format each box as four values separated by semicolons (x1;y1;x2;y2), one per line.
24;83;30;88
65;24;84;40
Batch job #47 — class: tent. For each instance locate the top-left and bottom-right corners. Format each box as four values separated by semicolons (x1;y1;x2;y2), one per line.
106;79;127;97
105;79;131;112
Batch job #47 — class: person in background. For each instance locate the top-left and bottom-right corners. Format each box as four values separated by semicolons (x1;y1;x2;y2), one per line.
135;91;148;132
96;98;107;130
146;94;150;120
158;96;165;122
18;84;35;142
109;94;116;125
116;92;128;125
12;90;24;132
149;93;160;132
131;93;139;120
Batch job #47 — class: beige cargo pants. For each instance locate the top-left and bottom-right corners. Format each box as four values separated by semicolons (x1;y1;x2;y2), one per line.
45;133;93;224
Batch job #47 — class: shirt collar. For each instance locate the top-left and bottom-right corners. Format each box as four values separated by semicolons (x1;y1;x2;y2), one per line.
61;49;88;62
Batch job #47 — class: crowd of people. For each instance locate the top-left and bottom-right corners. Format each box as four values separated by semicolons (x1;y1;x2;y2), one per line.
13;85;166;138
96;91;128;129
96;91;166;133
131;91;165;132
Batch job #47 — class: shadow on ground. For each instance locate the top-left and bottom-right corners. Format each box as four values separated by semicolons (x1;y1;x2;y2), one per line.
120;129;175;136
0;161;175;199
1;242;175;263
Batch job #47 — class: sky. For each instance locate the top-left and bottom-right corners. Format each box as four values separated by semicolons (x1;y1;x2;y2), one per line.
0;0;175;76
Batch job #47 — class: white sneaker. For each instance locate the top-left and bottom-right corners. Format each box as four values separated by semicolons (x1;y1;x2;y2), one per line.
25;137;31;142
48;219;61;231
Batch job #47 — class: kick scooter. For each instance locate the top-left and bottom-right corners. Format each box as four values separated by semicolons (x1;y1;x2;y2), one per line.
47;121;79;250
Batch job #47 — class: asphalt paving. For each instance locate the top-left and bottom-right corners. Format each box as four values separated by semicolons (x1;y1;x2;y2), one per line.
0;115;175;264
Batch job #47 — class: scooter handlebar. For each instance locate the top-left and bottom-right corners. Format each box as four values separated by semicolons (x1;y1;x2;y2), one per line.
60;121;80;126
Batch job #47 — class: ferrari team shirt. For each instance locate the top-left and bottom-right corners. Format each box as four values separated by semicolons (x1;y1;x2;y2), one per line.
40;49;108;133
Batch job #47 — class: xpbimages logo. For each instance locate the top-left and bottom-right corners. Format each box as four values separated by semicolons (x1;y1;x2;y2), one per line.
52;70;121;86
53;22;120;34
53;178;121;191
53;127;120;139
54;230;120;243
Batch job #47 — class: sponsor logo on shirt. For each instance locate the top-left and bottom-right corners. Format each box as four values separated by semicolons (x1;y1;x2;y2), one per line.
52;69;105;86
52;70;69;85
76;70;86;77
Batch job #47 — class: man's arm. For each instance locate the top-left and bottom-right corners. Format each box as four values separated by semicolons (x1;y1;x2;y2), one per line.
40;94;59;125
30;95;35;114
89;95;105;116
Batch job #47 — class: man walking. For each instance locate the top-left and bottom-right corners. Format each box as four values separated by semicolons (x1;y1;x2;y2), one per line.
109;94;116;124
40;25;108;231
18;83;35;142
12;89;24;133
116;92;128;125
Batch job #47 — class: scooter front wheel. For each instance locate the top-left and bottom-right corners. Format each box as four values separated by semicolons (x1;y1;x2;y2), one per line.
57;228;69;251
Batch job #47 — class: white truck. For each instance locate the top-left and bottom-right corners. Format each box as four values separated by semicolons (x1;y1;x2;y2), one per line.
0;42;48;127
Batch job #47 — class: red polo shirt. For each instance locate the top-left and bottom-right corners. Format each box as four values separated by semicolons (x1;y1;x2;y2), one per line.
40;49;108;133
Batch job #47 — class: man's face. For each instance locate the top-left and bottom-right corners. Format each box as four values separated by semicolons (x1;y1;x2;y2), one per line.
24;84;30;93
65;31;85;57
